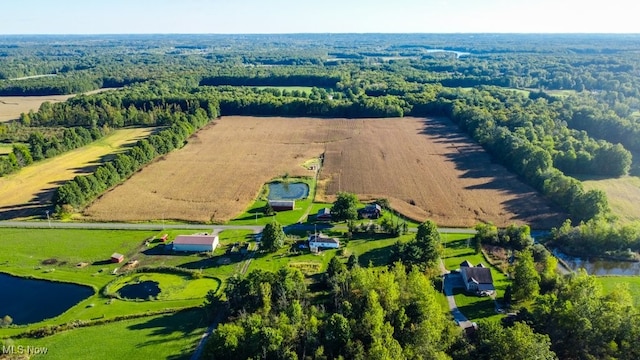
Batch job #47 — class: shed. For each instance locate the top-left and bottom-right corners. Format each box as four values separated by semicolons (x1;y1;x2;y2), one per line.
110;253;124;263
268;200;295;211
173;234;219;252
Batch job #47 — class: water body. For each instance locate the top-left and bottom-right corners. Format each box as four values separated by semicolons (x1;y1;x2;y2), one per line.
117;280;161;300
424;49;471;58
267;182;309;200
0;273;93;325
552;249;640;276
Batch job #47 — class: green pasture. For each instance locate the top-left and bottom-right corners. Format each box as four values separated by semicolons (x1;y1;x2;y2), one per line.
597;276;640;307
24;309;208;360
0;228;232;337
0;228;156;288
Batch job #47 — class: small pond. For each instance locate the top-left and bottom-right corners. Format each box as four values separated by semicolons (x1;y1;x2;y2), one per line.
117;280;161;300
553;249;640;276
0;273;94;325
267;182;309;200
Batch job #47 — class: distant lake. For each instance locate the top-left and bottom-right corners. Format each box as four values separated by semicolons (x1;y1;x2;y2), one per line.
0;273;93;325
267;182;309;200
552;250;640;276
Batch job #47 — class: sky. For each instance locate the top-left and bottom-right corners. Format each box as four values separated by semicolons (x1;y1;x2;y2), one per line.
0;0;638;34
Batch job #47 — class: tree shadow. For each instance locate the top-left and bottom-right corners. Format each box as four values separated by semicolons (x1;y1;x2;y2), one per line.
126;309;208;359
358;244;395;267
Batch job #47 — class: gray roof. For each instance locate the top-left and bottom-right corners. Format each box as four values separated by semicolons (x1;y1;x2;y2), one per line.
463;267;493;284
460;260;473;267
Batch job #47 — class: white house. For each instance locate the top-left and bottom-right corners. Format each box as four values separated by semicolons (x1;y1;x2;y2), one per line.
308;233;340;251
172;234;219;252
459;260;495;295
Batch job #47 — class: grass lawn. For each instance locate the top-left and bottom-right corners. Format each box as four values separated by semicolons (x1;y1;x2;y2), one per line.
109;273;220;301
597;276;640;307
23;309;208;360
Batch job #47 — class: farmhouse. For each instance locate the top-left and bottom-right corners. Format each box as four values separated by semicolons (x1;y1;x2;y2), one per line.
110;253;124;263
268;200;295;211
316;208;332;221
358;204;382;219
459;260;495;295
308;233;340;251
172;234;219;252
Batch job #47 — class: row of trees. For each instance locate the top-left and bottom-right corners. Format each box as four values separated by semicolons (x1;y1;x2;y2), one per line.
0;126;107;176
52;106;214;214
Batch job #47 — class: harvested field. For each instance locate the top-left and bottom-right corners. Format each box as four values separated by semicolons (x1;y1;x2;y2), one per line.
0;88;120;122
0;127;154;220
86;116;565;228
318;117;565;228
581;175;640;223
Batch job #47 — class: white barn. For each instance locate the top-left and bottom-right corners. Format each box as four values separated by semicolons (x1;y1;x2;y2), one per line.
308;234;340;251
172;234;219;252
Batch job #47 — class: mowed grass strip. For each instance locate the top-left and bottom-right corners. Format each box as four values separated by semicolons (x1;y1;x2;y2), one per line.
581;175;640;223
110;273;221;300
0;127;154;217
25;309;208;360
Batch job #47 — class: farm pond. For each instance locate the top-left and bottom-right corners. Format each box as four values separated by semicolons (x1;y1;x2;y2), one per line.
0;273;93;325
267;182;309;200
553;250;640;276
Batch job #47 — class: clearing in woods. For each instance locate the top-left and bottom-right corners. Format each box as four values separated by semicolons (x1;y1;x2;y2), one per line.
581;175;640;223
0;127;154;220
85;116;565;228
0;88;120;122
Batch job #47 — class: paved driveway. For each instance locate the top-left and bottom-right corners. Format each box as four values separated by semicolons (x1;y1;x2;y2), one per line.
441;265;473;328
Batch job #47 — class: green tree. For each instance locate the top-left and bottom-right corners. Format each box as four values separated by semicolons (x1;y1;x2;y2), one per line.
261;221;286;252
331;192;359;221
512;250;540;302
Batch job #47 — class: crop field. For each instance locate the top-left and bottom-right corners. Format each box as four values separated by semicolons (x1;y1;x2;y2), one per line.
0;95;75;122
85;116;564;227
318;117;565;228
0;89;120;122
581;175;640;223
0;127;153;220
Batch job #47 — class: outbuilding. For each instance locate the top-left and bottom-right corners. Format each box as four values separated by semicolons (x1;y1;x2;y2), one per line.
172;234;219;252
110;253;125;263
268;200;295;211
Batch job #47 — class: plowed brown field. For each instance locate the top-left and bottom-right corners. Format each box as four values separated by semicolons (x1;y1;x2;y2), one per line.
85;116;566;227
